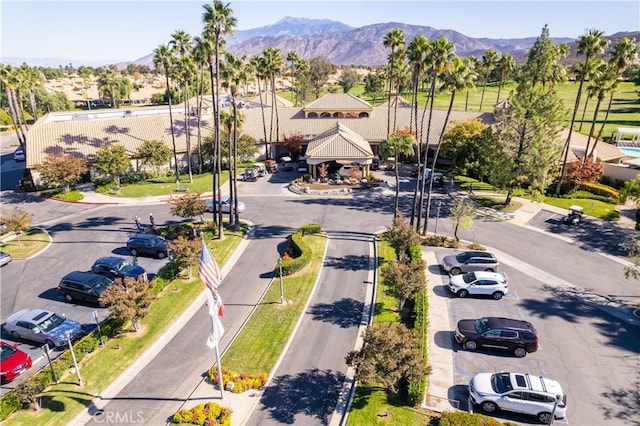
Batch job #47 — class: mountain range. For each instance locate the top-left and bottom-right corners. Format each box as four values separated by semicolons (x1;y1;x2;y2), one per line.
5;17;638;68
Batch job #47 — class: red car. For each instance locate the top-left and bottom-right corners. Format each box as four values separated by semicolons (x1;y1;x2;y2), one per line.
0;341;33;383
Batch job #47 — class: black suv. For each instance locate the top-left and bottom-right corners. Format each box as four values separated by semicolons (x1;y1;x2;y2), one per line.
455;317;539;358
126;234;170;259
91;256;148;282
58;271;115;306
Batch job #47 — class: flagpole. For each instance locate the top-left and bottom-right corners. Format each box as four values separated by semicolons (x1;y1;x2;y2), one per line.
214;342;224;399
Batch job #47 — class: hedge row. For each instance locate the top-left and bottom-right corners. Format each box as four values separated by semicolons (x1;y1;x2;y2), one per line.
278;224;321;276
207;367;268;394
407;243;428;406
0;317;124;421
438;410;515;425
579;182;619;200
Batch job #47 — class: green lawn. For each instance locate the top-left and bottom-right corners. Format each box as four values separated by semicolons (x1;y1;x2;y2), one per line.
107;172;229;198
222;233;327;374
4;225;246;426
542;196;620;220
0;229;50;258
352;81;639;142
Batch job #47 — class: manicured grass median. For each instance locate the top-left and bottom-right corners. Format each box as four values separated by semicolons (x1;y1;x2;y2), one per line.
0;229;50;258
222;233;328;374
3;226;245;426
102;172;229;198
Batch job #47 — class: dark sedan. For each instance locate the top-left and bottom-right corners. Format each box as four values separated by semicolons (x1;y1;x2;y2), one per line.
91;256;148;282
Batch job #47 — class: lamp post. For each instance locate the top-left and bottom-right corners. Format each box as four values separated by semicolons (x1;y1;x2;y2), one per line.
434;200;442;236
277;257;284;304
42;344;57;384
66;331;82;386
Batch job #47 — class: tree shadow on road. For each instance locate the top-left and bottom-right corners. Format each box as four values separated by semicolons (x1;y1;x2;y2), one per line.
258;368;345;425
308;298;364;329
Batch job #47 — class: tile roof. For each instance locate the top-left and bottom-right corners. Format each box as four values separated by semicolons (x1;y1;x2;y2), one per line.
304;93;372;111
306;123;374;161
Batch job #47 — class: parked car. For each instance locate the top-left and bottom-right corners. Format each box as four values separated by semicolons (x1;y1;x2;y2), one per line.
13;147;25;162
442;251;499;275
0;341;33;383
469;372;567;424
126;234;170;259
448;271;508;299
91;256;148;282
2;309;84;349
251;163;267;177
0;251;12;267
241;168;259;182
206;196;246;214
371;156;380;170
58;271;116;306
455;317;539;357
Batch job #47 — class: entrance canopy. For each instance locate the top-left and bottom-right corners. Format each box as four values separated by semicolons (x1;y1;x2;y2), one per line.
305;122;374;166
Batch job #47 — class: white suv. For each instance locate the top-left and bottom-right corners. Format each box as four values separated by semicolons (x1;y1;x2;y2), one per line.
469;372;567;424
448;271;508;300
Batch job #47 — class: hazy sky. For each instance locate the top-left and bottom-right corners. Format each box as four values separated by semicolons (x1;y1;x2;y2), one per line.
2;0;638;63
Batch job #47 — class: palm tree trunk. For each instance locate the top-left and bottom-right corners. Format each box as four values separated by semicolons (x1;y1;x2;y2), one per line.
196;66;205;173
214;36;224;239
165;73;180;183
257;77;269;158
415;70;438;231
578;95;590;132
479;71;489;111
394;160;400;218
589;91;615;158
584;93;604;160
274;76;281;148
465;90;469;112
495;70;505;105
227;125;234;225
184;81;193;183
208;62;219;230
5;87;26;146
232;99;241;230
423;91;456;235
28;91;38;122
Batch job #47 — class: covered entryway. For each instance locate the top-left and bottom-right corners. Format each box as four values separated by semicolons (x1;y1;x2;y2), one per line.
304;122;375;179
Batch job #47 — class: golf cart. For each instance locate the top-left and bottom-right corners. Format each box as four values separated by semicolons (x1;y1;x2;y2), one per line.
563;205;583;226
241;168;259;182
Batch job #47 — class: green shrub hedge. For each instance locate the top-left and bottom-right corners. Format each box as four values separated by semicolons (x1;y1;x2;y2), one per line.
579;182;619;200
438;410;513;425
278;224;321;276
407;243;429;406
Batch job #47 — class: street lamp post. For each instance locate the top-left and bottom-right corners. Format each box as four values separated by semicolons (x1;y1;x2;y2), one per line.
42;344;57;384
277;257;284;304
548;394;563;425
66;331;83;386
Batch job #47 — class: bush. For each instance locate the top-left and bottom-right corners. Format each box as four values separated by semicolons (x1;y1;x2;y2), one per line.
438;410;511;425
172;402;232;425
422;235;460;248
207;367;268;394
469;242;486;250
560;190;618;205
407;243;422;261
579;182;619;201
279;225;321;276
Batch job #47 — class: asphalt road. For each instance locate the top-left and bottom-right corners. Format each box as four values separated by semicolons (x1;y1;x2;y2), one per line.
1;168;638;425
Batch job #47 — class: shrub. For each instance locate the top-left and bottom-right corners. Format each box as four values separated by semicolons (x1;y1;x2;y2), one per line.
300;223;321;235
469;242;486;250
438;410;509;425
579;182;619;201
279;226;318;276
423;235;460;248
560;190;618;205
172;402;232;425
207;367;268;393
407;243;422;261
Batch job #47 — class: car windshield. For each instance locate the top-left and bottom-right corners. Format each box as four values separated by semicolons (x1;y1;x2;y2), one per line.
491;372;513;394
92;278;112;292
0;345;17;361
37;313;66;332
456;252;471;262
462;272;477;283
474;318;489;333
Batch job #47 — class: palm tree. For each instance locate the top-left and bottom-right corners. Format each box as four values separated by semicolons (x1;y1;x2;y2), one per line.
495;53;515;104
380;132;416;218
422;56;476;235
78;65;93;110
556;29;608;194
589;37;639;158
383;29;405;137
577;57;603;131
583;64;616;159
286;50;299;105
170;31;194;183
153;43;180;182
464;56;479;111
202;0;237;239
249;54;270;158
407;36;429;138
263;47;284;154
0;65;27;147
192;35;214;173
414;37;455;230
97;69;120;109
478;49;497;111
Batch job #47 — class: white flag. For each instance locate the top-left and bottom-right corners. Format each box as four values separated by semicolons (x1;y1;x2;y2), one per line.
206;290;225;349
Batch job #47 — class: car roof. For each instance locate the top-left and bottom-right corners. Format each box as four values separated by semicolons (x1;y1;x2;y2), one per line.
128;233;161;240
469;271;506;280
509;373;564;395
61;270;113;284
464;251;496;258
485;317;535;331
94;257;126;266
7;308;52;322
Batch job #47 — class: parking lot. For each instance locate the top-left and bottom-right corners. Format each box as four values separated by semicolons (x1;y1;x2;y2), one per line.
428;246;639;425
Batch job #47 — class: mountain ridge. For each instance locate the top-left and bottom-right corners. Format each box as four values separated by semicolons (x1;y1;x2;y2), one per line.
3;17;637;68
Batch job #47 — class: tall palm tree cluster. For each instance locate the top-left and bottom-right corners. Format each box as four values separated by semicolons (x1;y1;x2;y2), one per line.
380;27;638;233
0;63;42;150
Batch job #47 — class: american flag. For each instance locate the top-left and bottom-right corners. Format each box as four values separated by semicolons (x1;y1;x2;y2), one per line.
199;238;223;295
